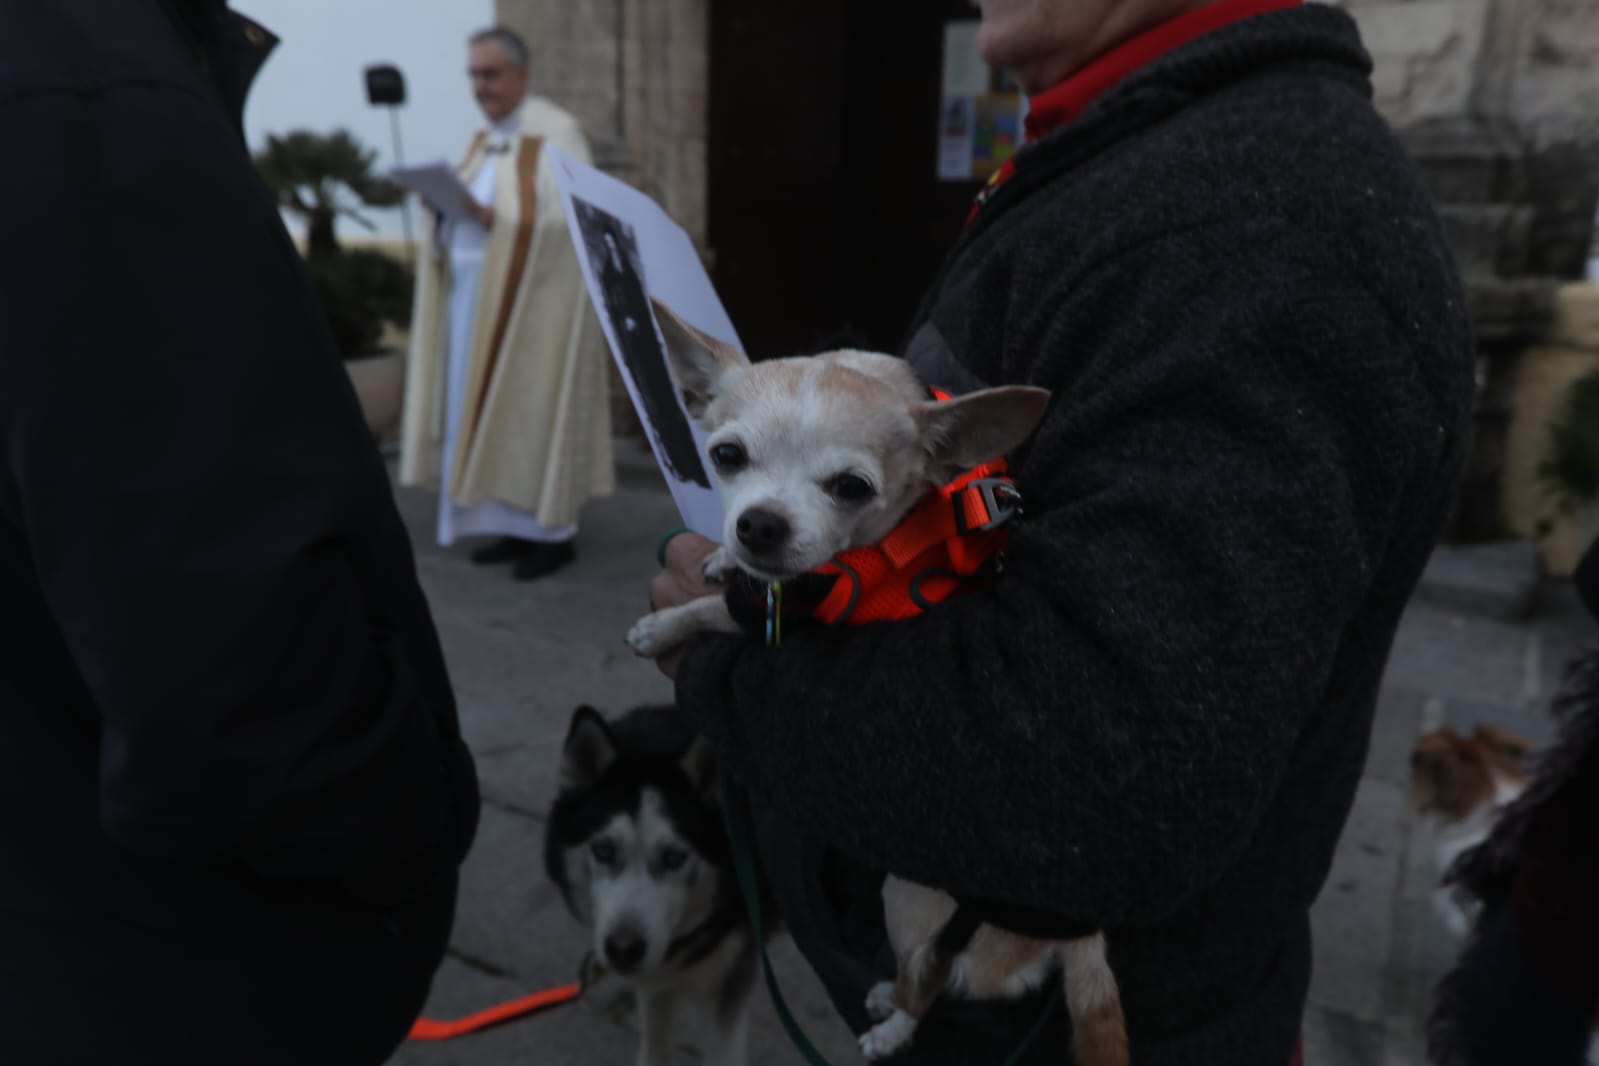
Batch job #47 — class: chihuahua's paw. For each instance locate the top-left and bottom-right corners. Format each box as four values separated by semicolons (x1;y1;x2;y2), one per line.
864;981;897;1023
701;547;737;584
626;613;681;658
858;1010;917;1061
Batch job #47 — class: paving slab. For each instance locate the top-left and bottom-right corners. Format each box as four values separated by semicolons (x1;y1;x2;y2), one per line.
1309;779;1407;1024
384;476;855;1066
381;463;1595;1066
390;957;649;1066
1414;541;1540;620
1383;605;1536;708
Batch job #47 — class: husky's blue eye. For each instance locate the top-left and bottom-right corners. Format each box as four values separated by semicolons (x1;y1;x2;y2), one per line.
590;839;617;865
710;443;747;471
658;846;689;872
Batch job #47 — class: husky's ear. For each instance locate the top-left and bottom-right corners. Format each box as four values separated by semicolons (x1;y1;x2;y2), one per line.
560;706;617;790
679;736;718;800
914;386;1051;484
651;298;748;418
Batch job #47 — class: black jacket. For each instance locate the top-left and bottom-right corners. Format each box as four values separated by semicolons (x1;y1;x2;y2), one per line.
677;7;1473;1065
0;2;479;1062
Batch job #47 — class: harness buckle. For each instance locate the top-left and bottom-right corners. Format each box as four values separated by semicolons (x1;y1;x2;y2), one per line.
955;477;1024;534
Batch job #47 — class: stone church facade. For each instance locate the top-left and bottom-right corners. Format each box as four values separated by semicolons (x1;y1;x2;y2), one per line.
498;0;1599;544
494;0;1599;250
496;0;711;250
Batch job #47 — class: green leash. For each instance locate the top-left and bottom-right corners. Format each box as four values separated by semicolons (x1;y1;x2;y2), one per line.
720;766;837;1066
718;769;1059;1066
718;577;1060;1064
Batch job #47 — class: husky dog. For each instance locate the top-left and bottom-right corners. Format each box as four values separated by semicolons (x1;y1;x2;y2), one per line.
625;299;1129;1066
544;703;763;1066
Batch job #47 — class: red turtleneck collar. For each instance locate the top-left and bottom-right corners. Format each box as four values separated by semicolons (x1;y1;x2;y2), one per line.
968;0;1302;224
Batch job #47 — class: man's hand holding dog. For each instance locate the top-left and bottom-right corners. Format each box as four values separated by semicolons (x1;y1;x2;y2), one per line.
648;532;720;679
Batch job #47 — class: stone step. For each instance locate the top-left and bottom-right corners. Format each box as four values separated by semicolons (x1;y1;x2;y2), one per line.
1464;276;1558;345
1439;204;1534;279
1400;117;1525;206
1414;540;1541;620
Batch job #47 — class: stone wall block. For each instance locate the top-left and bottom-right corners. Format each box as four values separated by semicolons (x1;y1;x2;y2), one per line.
1440;204;1534;277
1521;141;1599;279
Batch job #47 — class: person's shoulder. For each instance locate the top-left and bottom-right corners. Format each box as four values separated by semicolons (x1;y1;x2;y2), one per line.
1006;68;1435;288
521;95;586;139
0;0;201;103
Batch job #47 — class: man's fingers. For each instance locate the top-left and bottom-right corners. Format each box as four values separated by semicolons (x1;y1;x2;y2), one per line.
664;532;718;572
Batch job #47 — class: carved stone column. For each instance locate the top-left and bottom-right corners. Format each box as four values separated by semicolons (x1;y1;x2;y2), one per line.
495;0;712;438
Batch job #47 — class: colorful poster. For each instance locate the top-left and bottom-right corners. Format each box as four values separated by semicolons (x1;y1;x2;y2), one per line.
937;96;975;182
971;93;1022;182
937;20;1025;183
941;21;987;97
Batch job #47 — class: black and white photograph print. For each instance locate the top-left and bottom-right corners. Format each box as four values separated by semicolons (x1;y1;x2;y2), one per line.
571;195;711;490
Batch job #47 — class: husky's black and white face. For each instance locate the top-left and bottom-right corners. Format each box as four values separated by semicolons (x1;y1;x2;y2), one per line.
544;705;729;980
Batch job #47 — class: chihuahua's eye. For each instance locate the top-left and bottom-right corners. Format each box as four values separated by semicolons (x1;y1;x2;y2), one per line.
828;473;875;504
710;443;747;472
657;846;689;873
590;839;617;865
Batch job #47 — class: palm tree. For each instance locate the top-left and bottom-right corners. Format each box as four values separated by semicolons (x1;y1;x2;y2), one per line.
254;129;404;260
253;129;413;358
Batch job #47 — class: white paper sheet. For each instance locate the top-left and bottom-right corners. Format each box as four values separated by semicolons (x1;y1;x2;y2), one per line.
390;160;475;222
546;145;730;542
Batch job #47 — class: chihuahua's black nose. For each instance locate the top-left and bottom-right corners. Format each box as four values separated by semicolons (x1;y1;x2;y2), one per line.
737;508;790;552
604;930;647;973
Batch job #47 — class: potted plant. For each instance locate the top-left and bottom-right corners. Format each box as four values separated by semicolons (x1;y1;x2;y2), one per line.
254;129;414;437
1539;364;1599;552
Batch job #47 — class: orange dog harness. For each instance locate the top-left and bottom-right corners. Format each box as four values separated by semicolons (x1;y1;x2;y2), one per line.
725;389;1026;638
807;457;1021;625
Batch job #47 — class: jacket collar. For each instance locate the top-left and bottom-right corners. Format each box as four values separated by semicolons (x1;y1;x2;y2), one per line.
159;1;279;136
970;4;1370;238
214;9;279;130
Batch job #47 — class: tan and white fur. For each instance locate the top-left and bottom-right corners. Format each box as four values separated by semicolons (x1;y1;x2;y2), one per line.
1410;723;1532;936
628;299;1129;1066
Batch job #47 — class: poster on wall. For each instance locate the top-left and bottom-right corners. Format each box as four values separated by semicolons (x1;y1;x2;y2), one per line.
938;20;1025;183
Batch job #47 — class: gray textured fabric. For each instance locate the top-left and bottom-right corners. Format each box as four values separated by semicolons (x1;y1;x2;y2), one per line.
677;6;1473;1063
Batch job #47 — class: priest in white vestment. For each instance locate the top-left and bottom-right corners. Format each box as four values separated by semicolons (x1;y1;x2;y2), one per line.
400;25;613;580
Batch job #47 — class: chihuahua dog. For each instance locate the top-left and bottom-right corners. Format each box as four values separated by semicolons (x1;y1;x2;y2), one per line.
626;299;1129;1066
1411;723;1532;936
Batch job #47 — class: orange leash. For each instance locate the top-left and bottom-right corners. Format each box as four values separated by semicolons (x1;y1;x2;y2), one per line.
407;982;583;1040
407;956;600;1041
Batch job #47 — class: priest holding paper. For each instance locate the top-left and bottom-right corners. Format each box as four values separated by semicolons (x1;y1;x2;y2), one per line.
400;25;613;581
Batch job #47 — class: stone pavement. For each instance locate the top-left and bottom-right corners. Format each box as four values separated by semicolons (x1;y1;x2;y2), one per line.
383;452;1596;1066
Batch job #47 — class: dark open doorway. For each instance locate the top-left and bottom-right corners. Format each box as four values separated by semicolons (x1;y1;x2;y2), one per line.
707;1;990;360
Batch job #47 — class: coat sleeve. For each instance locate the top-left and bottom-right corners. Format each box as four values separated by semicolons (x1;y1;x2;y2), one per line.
0;81;478;903
674;222;1454;929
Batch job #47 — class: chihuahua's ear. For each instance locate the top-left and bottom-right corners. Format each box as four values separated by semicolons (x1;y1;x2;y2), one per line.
651;298;749;418
915;385;1051;483
560;706;617;791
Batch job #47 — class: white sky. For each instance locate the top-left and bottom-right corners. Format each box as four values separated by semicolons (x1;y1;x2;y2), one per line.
239;0;494;239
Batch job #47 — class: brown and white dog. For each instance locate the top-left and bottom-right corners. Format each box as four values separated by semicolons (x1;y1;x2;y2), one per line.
1410;723;1532;936
627;299;1128;1066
